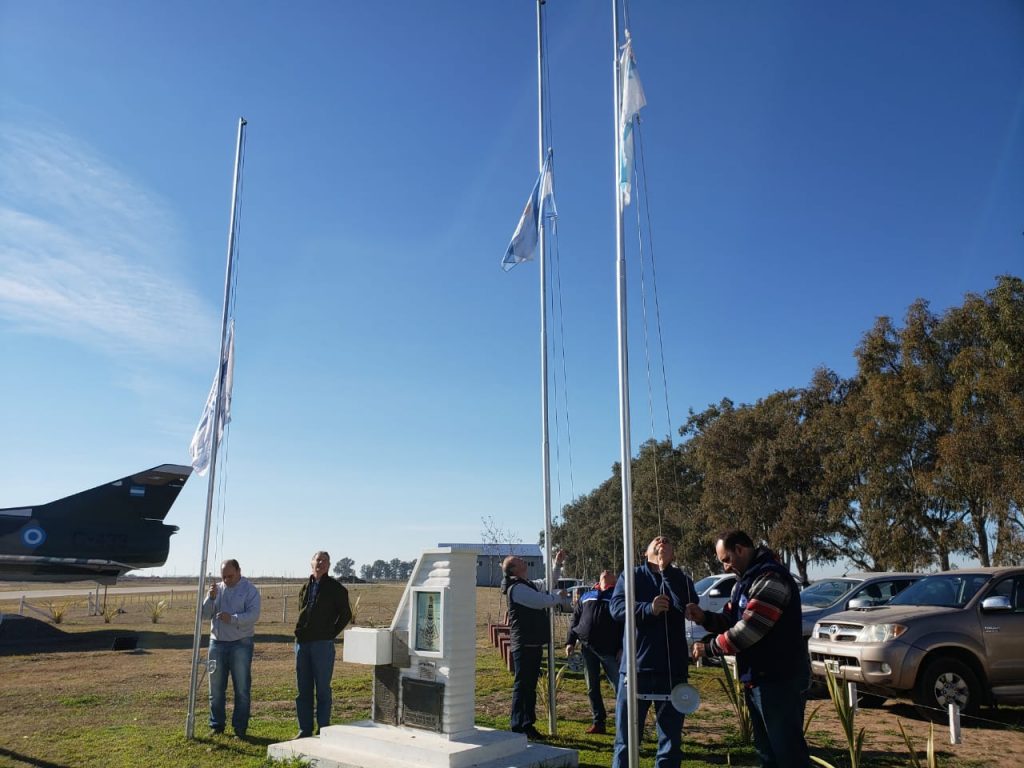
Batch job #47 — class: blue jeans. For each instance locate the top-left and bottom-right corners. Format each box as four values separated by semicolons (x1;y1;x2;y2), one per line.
582;645;619;725
612;671;685;768
295;640;336;735
208;636;254;734
510;645;543;732
745;667;811;768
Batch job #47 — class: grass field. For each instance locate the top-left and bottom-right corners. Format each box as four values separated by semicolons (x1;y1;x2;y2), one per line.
0;582;1021;767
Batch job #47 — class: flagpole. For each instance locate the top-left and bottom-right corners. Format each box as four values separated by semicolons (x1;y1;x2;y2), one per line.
535;0;557;736
611;2;640;765
185;116;247;740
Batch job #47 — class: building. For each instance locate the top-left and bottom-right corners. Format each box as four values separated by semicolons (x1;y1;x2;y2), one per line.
436;543;545;587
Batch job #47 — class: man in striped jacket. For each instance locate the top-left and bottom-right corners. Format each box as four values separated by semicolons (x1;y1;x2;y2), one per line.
686;530;810;768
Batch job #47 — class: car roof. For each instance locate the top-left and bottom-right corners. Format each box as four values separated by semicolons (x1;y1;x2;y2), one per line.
919;567;1024;577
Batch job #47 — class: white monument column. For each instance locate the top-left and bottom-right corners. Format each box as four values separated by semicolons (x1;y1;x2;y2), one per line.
267;547;577;768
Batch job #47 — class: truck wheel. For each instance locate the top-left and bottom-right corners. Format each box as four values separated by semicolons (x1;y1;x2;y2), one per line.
913;657;981;718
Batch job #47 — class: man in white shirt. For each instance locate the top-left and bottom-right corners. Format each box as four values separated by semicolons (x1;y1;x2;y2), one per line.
202;558;261;738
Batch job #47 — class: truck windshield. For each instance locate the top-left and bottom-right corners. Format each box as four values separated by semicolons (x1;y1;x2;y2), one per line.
888;574;990;608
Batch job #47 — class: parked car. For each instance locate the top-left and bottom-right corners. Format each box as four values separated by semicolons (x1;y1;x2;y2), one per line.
800;573;922;638
807;567;1024;715
684;572;738;649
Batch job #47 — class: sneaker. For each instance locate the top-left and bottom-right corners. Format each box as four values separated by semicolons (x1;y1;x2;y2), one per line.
522;725;546;741
585;723;606;734
295;731;312;739
210;727;224;735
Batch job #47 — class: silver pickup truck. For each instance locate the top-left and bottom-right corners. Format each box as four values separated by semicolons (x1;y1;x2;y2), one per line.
807;567;1024;716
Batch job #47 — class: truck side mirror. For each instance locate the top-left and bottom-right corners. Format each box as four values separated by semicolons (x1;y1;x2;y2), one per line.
981;596;1012;612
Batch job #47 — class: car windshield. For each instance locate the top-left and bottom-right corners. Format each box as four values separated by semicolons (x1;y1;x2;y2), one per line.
694;576;720;593
800;579;858;608
888;574;991;608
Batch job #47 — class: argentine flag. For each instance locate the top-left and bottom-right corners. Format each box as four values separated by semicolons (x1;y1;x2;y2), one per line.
619;33;646;207
501;151;557;272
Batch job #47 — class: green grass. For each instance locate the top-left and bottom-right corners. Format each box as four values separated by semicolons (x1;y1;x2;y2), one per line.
2;585;1020;767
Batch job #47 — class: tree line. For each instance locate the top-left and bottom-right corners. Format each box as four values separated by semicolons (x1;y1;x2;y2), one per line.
553;275;1024;585
331;557;417;582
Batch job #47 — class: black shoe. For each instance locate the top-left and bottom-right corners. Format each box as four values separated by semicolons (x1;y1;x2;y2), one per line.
295;731;312;739
234;731;247;739
522;726;546;741
211;727;224;735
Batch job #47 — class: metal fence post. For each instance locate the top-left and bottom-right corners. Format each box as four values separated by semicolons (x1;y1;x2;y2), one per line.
949;703;961;744
846;681;858;713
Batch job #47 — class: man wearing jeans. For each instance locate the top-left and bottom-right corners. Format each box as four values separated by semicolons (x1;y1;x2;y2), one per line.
565;570;621;734
687;530;811;768
293;551;351;739
202;558;261;738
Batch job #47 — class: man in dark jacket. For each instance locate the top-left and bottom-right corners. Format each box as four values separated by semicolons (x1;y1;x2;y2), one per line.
565;569;621;734
293;551;351;739
610;536;696;768
500;549;569;741
686;530;810;768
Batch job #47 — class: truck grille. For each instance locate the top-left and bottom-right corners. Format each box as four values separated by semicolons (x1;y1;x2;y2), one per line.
813;622;862;642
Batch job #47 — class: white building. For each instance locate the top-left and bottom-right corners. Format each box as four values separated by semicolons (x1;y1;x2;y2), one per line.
436;543;545;587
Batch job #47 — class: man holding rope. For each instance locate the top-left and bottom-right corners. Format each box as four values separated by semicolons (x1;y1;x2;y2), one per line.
610;536;696;768
686;530;810;768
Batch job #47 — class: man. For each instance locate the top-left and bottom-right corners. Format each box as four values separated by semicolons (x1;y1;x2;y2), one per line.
500;548;570;741
686;530;810;768
201;558;261;738
565;569;621;734
294;550;352;739
610;536;696;768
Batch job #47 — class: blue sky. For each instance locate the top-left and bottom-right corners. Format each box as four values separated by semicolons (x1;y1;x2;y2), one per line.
1;1;1021;579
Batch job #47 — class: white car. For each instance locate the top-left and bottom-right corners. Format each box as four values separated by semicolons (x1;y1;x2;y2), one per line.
685;572;738;648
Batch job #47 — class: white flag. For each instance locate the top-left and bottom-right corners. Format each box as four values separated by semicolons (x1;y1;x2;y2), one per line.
501;152;557;272
618;33;646;207
189;322;235;477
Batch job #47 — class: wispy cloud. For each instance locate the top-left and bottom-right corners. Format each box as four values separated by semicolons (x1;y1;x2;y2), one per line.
0;121;217;360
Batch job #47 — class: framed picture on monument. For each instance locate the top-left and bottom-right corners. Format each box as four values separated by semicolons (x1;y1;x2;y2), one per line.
411;588;444;657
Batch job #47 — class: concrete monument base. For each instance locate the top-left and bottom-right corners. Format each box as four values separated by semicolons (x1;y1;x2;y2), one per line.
266;721;578;768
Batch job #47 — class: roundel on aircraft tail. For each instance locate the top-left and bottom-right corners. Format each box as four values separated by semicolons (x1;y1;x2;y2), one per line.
22;525;46;548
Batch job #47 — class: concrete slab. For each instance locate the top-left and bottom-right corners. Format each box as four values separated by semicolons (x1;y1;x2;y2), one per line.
267;722;578;768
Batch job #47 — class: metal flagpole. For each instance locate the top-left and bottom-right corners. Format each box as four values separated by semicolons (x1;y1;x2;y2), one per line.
185;116;247;740
535;0;557;736
611;2;640;765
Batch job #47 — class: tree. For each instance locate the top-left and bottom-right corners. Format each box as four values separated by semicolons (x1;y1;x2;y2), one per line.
332;557;356;579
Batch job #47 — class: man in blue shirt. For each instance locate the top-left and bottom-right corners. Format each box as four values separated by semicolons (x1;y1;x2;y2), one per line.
202;558;262;738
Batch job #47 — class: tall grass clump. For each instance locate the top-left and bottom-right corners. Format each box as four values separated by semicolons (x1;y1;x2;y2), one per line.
810;667;865;768
716;660;752;745
47;600;76;624
146;599;169;624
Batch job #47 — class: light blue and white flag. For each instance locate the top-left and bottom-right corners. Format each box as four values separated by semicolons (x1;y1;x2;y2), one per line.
618;33;646;207
189;321;235;477
501;152;557;272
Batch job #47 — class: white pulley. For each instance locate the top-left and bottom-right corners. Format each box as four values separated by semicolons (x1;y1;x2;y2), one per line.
633;682;701;714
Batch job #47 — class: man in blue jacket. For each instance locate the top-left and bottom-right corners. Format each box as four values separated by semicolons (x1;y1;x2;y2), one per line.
202;558;262;738
610;536;696;768
565;569;621;734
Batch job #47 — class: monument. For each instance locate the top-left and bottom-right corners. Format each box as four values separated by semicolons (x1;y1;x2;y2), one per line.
267;547;578;768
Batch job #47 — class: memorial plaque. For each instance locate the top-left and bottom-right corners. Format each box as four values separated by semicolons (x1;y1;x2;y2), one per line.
417;660;436;681
401;677;444;733
373;666;399;725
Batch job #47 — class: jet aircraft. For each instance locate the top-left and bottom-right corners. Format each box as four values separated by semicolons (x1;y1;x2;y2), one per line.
0;464;191;583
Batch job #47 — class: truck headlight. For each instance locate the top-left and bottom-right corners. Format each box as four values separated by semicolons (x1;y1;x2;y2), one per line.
855;623;907;643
